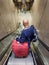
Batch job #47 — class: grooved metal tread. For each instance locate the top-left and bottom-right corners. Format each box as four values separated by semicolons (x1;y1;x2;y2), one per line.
7;52;34;65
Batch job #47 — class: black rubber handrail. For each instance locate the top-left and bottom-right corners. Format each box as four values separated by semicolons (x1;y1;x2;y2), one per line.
3;50;12;65
38;37;49;51
0;31;14;41
0;43;11;61
31;52;37;65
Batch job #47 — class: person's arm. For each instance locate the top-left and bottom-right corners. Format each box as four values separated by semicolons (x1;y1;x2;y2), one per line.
32;33;38;42
16;30;26;43
32;26;38;42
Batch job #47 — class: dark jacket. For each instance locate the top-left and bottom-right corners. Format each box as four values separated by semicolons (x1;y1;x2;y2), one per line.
16;25;38;47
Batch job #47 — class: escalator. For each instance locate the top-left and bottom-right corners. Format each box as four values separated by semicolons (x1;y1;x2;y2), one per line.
7;52;34;65
0;30;49;65
32;38;49;65
3;31;37;65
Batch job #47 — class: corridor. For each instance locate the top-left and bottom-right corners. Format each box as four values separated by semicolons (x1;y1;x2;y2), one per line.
0;0;49;65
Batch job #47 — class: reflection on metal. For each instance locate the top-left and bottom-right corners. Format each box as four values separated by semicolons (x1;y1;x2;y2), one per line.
13;0;34;11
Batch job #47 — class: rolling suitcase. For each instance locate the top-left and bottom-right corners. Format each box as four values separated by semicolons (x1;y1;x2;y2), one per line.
12;40;28;57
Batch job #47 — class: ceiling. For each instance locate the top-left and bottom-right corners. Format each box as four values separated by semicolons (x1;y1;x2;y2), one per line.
13;0;34;11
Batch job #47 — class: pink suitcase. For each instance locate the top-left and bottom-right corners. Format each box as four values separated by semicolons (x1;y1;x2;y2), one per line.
12;40;29;57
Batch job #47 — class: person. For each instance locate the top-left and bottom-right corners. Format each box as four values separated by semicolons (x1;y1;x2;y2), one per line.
16;19;38;49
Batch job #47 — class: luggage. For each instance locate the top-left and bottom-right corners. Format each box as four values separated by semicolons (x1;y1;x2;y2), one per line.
12;40;29;57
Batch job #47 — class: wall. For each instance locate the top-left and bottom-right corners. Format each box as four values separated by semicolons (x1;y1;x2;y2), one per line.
31;0;49;46
0;0;18;39
31;0;47;28
38;0;49;46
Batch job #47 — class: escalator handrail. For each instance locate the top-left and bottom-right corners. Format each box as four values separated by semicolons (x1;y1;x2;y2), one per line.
38;37;49;51
32;52;37;65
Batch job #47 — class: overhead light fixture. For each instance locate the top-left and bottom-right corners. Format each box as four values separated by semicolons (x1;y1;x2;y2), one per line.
18;0;21;2
13;0;34;11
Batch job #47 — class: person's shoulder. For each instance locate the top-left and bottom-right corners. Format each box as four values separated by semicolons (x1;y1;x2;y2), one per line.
30;25;34;28
30;25;35;29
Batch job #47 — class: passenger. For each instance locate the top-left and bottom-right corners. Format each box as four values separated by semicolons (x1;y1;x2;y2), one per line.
16;19;38;48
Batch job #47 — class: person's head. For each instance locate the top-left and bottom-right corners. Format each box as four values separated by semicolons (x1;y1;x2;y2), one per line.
23;19;29;28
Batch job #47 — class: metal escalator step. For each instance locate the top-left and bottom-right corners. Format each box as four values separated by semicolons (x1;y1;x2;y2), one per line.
7;52;34;65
